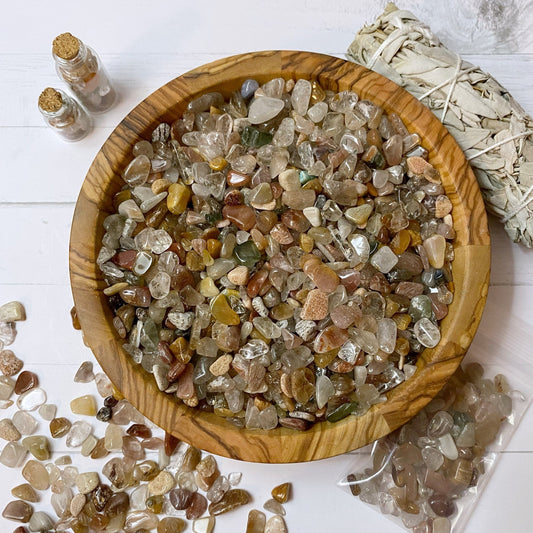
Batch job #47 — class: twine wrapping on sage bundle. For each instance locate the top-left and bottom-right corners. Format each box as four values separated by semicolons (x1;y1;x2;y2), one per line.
347;2;533;247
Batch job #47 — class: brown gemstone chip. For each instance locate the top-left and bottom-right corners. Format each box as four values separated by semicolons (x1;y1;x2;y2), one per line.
270;223;294;245
302;257;340;294
246;509;267;533
271;482;291;503
2;500;33;523
330;304;361;329
167;360;187;382
222;204;257;231
70;306;81;330
181;446;202;472
50;417;72;438
164;432;180;456
227;170;250;188
346;473;361;496
14;371;39;395
127;423;152;439
406;156;432;176
90;437;110;459
69;493;85;517
92;484;113;512
278;417;310;431
185;491;208;520
208;488;251;515
169;488;193;510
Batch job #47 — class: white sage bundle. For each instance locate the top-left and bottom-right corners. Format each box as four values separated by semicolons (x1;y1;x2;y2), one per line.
347;2;533;247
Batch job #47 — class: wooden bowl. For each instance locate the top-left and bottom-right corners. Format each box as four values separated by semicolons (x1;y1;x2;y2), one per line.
69;51;490;463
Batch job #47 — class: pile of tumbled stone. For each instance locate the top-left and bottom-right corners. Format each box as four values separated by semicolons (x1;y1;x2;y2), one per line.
99;77;454;431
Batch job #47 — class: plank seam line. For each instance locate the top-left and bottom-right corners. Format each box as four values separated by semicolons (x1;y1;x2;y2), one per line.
0;202;75;206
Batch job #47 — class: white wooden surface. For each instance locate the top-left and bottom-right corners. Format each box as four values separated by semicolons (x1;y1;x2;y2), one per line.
1;1;533;531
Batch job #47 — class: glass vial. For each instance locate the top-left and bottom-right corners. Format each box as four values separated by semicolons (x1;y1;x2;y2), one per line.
38;88;93;142
52;32;117;114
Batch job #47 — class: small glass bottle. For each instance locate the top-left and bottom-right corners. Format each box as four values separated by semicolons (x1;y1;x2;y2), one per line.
38;87;92;142
52;32;117;114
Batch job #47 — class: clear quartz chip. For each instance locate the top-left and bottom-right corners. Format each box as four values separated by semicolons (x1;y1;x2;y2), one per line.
16;388;47;411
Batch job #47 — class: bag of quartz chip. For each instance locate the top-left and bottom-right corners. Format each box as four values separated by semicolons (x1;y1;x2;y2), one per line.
347;2;533;247
337;303;533;533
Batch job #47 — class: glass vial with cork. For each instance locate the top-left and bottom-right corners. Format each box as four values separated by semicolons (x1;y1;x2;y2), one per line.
52;32;117;114
38;87;93;142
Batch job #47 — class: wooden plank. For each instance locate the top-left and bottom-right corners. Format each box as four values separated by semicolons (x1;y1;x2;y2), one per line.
1;0;532;55
0;204;73;286
0;129;111;204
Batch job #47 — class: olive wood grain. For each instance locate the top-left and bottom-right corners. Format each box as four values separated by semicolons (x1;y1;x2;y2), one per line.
69;51;490;463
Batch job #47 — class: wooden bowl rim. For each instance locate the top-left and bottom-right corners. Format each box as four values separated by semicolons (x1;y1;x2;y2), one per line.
69;50;490;463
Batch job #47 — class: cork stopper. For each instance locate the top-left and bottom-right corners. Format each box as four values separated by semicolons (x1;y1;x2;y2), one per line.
38;88;63;112
52;32;80;60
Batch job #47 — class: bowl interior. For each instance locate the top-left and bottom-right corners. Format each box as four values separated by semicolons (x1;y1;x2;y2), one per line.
69;51;490;463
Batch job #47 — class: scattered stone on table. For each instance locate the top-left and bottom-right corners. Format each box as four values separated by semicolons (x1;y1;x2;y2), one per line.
22;460;50;490
0;375;15;400
12;411;37;435
22;436;51;461
0;350;23;376
265;515;288;533
263;498;286;515
49;417;71;439
0;441;27;468
271;482;291;503
70;395;97;416
37;404;56;421
69;493;85;517
16;388;46;411
246;509;266;533
148;470;175;496
2;500;33;523
11;484;39;503
65;420;91;447
73;361;94;383
28;511;54;532
158;516;186;533
0;302;26;322
76;472;100;494
192;516;216;533
0;418;22;441
208;489;250;515
14;371;39;395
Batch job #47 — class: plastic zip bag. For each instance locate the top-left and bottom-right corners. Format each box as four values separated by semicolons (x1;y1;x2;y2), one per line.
338;302;532;532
